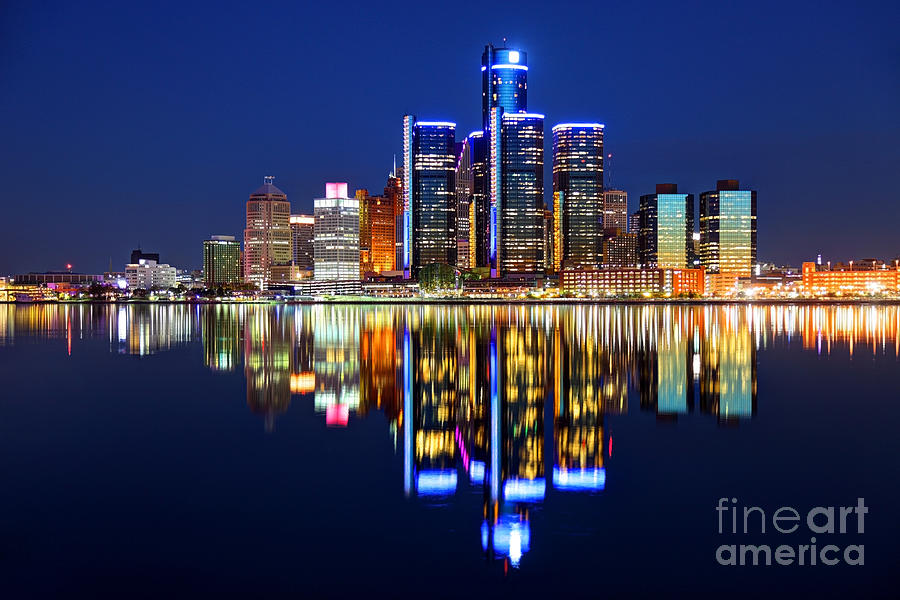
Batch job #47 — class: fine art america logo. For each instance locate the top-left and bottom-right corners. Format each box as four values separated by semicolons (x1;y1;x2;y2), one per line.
715;498;867;566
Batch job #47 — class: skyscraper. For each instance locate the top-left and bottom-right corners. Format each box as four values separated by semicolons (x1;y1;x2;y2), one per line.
289;214;315;272
203;235;241;286
384;167;403;273
699;179;757;277
552;123;605;269
603;190;628;233
402;117;457;275
494;111;545;275
639;184;694;269
455;139;473;269
357;188;396;275
481;45;528;131
628;210;640;235
243;176;293;289
314;182;360;281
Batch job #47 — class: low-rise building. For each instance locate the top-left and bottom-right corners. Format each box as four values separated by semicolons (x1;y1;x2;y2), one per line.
561;267;705;296
801;261;900;295
125;259;177;290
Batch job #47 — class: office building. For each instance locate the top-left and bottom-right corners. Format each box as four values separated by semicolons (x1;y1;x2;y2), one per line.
639;184;694;269
289;214;315;272
603;190;628;232
603;231;639;269
130;249;160;265
455;138;474;269
402;117;457;275
493;111;545;275
801;261;900;295
314;182;360;281
552;123;605;268
202;235;241;285
561;267;705;296
125;259;177;290
357;189;395;275
384;167;403;273
243;176;293;289
699;179;757;277
628;210;640;235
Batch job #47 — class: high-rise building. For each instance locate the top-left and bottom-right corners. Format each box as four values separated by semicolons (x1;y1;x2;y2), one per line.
603;190;628;233
357;189;396;275
385;166;403;273
203;235;241;286
455;139;473;269
603;231;639;269
699;179;757;277
130;249;160;265
314;182;360;281
481;45;528;131
243;176;293;289
542;207;554;272
492;111;545;275
628;210;640;235
552;123;605;269
402;117;457;276
639;184;694;269
469;131;489;269
289;214;315;272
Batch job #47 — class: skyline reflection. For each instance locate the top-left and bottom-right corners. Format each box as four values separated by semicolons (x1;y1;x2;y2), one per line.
1;302;898;569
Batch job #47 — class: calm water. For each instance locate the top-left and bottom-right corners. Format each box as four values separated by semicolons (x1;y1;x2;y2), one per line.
1;303;898;598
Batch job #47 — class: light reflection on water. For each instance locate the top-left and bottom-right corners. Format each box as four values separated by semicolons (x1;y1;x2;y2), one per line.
0;302;898;573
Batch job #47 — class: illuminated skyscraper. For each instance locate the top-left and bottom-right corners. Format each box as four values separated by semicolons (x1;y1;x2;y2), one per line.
699;179;757;277
384;167;403;273
202;235;241;286
481;45;528;131
289;214;314;273
243;176;293;289
628;210;640;235
402;117;457;275
603;189;628;233
493;111;545;275
552;123;605;268
357;189;395;275
314;183;360;281
639;184;694;269
455;139;473;269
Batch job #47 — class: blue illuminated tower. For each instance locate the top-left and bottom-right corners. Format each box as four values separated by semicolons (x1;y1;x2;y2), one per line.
401;116;457;276
481;45;528;131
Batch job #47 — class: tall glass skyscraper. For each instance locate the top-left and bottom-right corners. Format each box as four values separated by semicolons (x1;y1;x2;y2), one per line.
639;184;694;269
552;123;605;269
481;45;528;131
495;111;545;275
314;183;360;281
402;117;457;275
699;179;757;277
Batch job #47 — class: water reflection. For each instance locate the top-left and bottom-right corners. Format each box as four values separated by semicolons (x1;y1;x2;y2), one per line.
1;302;898;568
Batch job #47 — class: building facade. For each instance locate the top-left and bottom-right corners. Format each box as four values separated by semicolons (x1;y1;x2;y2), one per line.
357;189;395;275
603;232;639;269
801;262;900;295
639;184;694;269
402;117;457;275
455;138;474;269
243;176;292;289
289;214;315;272
495;111;545;275
561;267;705;296
552;123;605;269
699;179;757;277
203;235;241;285
314;182;360;281
603;190;628;233
125;259;177;290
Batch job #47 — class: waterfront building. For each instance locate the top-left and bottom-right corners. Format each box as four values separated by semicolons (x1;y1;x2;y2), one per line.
560;267;705;296
481;44;528;131
357;191;396;276
402;117;457;275
542;207;554;272
384;167;403;273
639;184;694;269
11;271;103;286
801;261;900;295
314;182;360;281
455;138;474;269
699;179;757;277
494;111;545;275
202;235;241;286
552;123;605;268
124;259;177;290
603;190;628;233
243;176;292;289
289;214;315;272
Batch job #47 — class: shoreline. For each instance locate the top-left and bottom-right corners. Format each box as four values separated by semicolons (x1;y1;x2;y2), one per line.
4;298;900;306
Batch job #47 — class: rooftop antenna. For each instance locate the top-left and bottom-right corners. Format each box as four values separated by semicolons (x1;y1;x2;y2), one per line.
391;154;397;178
605;152;614;190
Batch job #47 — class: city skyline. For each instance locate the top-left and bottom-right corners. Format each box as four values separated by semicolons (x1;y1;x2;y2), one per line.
1;1;898;274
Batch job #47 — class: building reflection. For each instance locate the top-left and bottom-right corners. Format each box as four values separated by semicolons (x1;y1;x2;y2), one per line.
5;303;900;567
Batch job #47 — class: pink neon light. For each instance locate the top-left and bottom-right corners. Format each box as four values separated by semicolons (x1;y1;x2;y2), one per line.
325;182;348;199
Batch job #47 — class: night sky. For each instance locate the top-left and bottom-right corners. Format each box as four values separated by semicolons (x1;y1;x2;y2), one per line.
1;0;898;274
